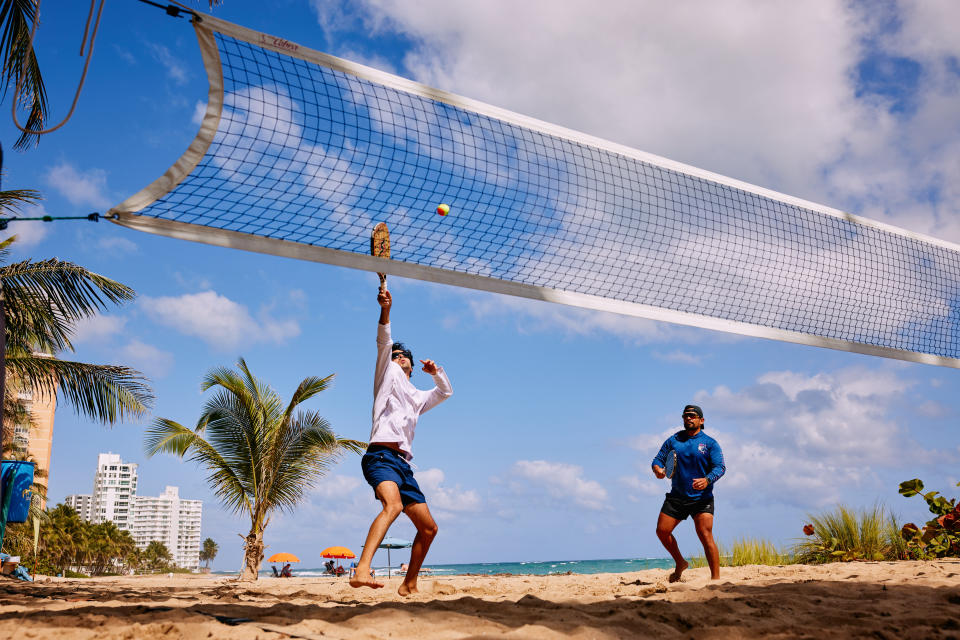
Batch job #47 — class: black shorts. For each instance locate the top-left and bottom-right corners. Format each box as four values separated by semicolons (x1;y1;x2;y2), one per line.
660;493;714;521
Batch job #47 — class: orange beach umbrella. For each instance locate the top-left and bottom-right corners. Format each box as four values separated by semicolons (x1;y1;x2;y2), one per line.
267;552;300;563
320;546;356;559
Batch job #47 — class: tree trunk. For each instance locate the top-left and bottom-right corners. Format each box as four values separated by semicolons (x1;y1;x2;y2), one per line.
240;528;264;581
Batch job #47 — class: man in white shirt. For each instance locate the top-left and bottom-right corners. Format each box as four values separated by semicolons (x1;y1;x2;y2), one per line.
349;288;453;595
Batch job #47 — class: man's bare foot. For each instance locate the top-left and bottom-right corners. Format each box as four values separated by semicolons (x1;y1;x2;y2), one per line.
398;582;419;597
349;571;384;589
668;560;688;583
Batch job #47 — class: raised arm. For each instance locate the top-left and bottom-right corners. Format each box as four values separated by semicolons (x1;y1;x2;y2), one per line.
374;289;393;393
378;288;392;325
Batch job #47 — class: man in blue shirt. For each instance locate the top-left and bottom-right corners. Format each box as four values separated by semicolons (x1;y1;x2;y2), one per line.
651;404;725;582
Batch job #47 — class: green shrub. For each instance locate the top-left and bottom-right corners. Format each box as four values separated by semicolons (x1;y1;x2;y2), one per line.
64;569;90;578
898;479;960;558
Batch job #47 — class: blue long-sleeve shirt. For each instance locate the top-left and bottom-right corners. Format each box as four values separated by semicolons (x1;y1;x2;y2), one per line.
651;430;725;500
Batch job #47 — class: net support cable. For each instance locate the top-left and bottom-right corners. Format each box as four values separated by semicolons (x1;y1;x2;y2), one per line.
110;12;960;368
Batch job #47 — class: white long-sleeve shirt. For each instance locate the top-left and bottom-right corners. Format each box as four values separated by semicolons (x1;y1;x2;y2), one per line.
370;322;452;460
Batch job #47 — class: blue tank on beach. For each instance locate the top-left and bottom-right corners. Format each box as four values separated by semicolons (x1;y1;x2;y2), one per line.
1;460;35;524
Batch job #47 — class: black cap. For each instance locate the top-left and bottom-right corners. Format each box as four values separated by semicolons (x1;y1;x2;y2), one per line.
682;404;703;418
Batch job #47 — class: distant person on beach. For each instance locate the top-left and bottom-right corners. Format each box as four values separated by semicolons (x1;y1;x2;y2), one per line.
280;563;292;578
350;287;453;596
651;404;725;582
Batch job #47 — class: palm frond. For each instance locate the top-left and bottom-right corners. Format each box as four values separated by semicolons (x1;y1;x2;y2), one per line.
0;188;41;215
2;257;136;321
6;353;152;423
282;373;335;421
0;0;48;149
145;417;252;516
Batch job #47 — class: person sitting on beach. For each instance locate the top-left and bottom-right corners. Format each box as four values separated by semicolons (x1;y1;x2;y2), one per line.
350;287;453;597
280;563;293;578
651;404;725;583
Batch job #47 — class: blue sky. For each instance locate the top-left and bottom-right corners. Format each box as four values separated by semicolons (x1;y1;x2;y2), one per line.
2;1;959;571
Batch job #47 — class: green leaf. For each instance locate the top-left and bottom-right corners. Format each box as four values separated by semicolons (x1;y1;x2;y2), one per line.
899;479;924;497
928;496;954;516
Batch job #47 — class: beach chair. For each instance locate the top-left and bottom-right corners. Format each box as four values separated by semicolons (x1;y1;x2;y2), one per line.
271;565;280;578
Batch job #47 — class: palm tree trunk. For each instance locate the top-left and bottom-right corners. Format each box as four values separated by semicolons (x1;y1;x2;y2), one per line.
240;528;264;581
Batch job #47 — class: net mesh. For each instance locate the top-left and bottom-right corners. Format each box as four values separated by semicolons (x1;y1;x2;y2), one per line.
118;18;960;365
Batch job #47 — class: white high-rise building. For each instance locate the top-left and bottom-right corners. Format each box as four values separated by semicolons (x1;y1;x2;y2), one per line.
132;486;203;570
64;494;93;521
92;453;138;531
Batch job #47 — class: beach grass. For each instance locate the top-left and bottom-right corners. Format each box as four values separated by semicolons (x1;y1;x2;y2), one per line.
687;503;907;568
792;503;904;563
688;538;794;568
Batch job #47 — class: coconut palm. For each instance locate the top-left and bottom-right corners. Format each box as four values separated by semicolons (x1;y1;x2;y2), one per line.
0;228;153;442
145;358;365;581
42;503;87;575
199;537;218;570
143;540;173;572
86;520;135;576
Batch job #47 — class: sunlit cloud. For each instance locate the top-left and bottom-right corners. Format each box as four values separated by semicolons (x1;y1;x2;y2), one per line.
139;290;300;351
45;164;111;209
509;459;610;511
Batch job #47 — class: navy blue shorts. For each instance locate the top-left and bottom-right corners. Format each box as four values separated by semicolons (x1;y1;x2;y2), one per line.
361;445;426;507
660;493;714;521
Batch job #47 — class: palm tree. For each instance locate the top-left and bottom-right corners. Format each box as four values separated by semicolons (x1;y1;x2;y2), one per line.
143;540;172;572
42;503;87;575
86;520;135;576
145;358;365;581
1;232;153;432
199;537;218;570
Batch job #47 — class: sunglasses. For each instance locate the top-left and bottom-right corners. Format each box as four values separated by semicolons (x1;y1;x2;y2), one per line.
682;413;700;419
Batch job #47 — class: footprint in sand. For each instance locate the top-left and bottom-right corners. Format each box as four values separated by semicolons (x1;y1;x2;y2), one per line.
430;583;457;595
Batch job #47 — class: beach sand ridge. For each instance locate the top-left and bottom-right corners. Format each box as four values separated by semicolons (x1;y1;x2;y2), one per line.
1;560;959;638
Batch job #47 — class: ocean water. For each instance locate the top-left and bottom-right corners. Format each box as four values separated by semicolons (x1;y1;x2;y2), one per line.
231;557;675;578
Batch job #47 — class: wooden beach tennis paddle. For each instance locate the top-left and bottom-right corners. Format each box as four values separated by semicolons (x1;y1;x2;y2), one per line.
370;222;390;291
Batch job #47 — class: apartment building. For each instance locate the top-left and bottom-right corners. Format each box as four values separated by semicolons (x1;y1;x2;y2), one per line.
131;486;203;570
91;453;138;531
63;493;93;521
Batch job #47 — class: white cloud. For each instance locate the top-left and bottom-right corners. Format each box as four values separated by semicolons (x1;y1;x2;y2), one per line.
353;0;864;203
509;459;609;511
618;474;662;501
458;290;732;345
97;235;138;254
147;43;188;85
192;100;207;126
312;474;363;499
683;366;946;507
323;1;960;356
45;164;110;209
653;350;703;365
415;468;481;515
120;339;174;379
113;44;136;65
0;204;51;248
71;314;128;345
139;290;300;351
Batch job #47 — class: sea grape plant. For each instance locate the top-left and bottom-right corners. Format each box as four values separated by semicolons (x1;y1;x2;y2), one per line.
898;479;960;558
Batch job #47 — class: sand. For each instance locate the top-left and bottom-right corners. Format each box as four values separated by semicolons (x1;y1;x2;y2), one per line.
1;560;959;639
